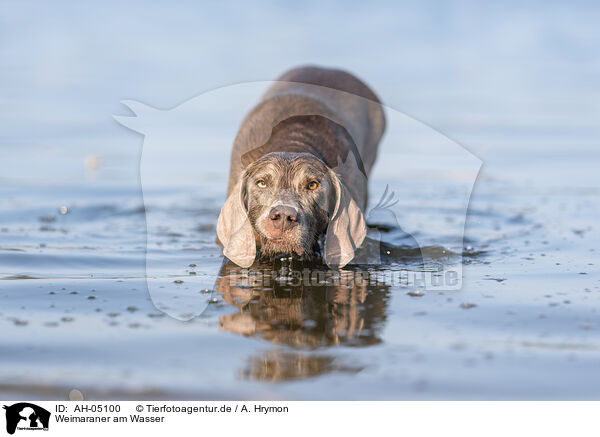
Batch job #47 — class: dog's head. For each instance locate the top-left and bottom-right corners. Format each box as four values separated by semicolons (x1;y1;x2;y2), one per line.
217;152;366;268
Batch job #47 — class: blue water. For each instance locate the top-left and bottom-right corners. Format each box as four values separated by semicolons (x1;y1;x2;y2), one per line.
0;1;599;399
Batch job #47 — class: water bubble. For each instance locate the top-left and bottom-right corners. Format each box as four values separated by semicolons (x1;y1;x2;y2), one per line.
69;389;84;401
84;155;101;170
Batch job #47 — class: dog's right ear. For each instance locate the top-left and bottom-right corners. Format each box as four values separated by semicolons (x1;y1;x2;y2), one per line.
323;169;367;268
216;176;256;268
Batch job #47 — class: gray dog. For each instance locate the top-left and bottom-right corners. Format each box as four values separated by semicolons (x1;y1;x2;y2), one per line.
217;66;386;268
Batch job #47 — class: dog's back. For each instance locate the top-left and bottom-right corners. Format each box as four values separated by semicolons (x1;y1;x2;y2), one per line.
273;66;382;102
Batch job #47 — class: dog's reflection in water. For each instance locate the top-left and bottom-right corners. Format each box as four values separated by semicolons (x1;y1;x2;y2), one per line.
215;261;390;381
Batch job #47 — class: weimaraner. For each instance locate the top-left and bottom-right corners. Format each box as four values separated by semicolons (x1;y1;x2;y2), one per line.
217;66;385;268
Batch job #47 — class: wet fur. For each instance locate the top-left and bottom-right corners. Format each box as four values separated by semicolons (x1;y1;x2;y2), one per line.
218;66;386;266
243;153;334;261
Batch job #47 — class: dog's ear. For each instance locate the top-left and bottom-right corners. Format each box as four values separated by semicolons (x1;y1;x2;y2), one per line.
324;170;367;268
216;176;256;267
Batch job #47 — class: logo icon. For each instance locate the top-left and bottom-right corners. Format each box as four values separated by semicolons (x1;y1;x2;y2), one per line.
3;403;50;435
115;80;481;320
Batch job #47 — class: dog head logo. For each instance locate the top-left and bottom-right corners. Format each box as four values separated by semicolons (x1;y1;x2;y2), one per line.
3;403;50;435
114;80;481;320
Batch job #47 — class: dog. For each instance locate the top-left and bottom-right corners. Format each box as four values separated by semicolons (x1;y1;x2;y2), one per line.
217;66;385;268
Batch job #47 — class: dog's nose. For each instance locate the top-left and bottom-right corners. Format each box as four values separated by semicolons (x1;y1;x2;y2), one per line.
269;205;298;230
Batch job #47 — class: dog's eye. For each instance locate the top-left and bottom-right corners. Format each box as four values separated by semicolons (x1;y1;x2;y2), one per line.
256;179;267;188
307;181;319;191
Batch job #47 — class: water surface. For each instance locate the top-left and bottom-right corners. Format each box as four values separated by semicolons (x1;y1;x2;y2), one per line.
1;1;599;400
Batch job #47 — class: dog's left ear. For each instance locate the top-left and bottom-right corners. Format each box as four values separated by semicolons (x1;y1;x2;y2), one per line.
216;176;256;267
324;170;367;268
